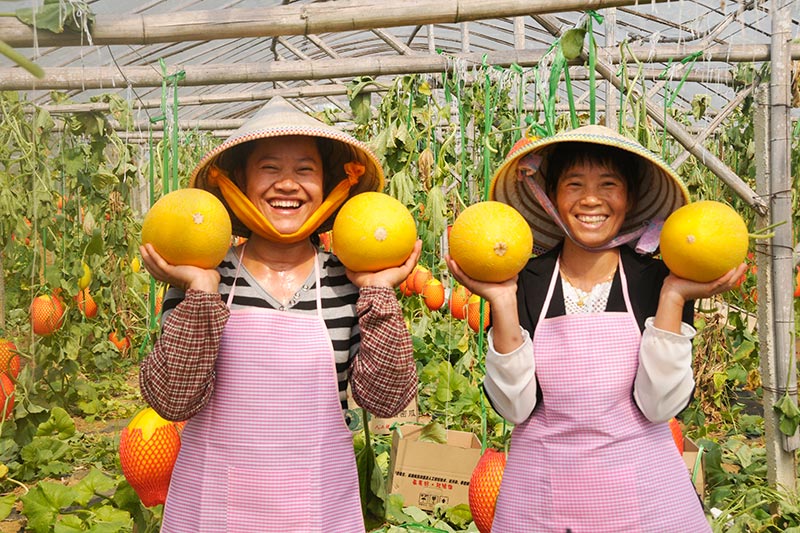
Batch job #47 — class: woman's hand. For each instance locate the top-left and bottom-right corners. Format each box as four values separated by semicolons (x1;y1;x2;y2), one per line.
346;239;423;289
661;262;749;306
444;253;518;306
139;243;221;293
654;262;749;334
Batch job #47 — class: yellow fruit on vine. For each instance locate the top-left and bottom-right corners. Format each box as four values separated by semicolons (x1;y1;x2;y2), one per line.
332;192;417;272
131;257;141;273
78;262;92;290
141;189;232;269
659;200;749;282
449;201;533;283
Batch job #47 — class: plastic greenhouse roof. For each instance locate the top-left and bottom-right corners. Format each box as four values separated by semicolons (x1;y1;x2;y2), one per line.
0;0;798;135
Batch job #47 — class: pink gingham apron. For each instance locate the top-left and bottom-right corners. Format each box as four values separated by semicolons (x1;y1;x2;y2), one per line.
161;250;364;532
491;257;709;533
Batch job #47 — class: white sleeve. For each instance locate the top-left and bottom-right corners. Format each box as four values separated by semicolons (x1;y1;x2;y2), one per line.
633;317;697;423
484;327;537;425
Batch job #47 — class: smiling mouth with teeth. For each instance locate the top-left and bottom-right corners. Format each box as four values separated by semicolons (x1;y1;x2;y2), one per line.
269;200;302;209
577;215;607;223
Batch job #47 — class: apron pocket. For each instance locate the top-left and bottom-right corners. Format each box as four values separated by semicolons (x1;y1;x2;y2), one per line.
550;456;641;533
227;466;314;532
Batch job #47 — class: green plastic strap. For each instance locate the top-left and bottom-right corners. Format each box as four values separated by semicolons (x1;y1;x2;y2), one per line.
457;78;468;200
481;57;493;199
543;42;561;136
480;386;488;452
158;59;171;194
617;62;626;132
515;65;525;143
587;13;598;125
691;444;705;485
660;52;701;157
564;66;579;129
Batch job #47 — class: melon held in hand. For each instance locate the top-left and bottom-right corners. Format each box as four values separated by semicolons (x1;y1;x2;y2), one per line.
332;192;417;272
449;201;533;283
659;200;748;283
141;189;232;269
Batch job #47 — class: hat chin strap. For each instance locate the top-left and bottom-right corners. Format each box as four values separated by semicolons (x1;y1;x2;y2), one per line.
207;162;364;244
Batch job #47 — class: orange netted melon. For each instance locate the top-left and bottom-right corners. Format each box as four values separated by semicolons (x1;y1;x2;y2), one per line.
659;200;748;283
31;293;65;336
469;448;507;533
332;192;417;272
449;201;533;283
119;407;183;507
141;189;232;269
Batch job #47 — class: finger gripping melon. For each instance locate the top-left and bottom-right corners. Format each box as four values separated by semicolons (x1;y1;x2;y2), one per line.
332;192;417;272
449;201;533;283
659;200;748;282
141;189;232;269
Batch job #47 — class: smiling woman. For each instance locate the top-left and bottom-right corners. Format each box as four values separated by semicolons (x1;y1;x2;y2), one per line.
137;96;421;532
446;125;748;532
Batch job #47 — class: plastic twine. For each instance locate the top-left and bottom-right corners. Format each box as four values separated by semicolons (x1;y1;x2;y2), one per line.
587;11;605;125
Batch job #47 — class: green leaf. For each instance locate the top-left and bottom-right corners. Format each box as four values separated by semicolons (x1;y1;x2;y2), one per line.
402;505;432;523
350;92;373;126
90;504;134;529
731;340;755;361
36;407;75;440
417;421;447;444
16;1;94;34
54;514;84;532
774;393;800;436
561;29;587;60
384;493;414;524
0;494;16;520
725;364;748;384
72;468;117;506
20;482;75;533
356;426;385;530
444;503;473;528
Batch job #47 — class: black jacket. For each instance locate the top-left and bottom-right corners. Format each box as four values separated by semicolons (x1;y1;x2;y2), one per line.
516;243;694;336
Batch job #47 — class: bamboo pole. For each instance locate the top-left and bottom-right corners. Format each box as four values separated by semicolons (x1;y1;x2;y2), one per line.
767;0;799;463
372;29;416;55
754;81;798;494
0;44;782;91
30;67;730;115
0;0;672;48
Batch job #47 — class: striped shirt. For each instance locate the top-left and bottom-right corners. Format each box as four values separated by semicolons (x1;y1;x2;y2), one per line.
140;247;417;421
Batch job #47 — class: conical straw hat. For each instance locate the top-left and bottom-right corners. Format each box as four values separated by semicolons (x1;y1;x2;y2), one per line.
190;96;384;236
489;124;690;254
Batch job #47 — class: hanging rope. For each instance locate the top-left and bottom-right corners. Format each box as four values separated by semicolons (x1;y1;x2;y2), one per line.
140;59;185;359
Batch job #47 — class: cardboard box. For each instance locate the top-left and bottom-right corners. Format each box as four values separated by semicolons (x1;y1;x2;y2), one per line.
388;424;482;511
683;437;705;496
345;388;418;435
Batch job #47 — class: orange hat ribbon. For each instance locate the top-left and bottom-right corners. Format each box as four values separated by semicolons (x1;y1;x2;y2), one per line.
206;162;365;243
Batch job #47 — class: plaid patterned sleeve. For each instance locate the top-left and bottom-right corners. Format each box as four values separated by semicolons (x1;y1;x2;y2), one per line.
349;286;418;418
139;289;230;421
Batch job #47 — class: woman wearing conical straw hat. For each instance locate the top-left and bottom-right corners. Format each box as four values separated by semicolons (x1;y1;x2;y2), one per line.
446;125;746;532
139;97;421;532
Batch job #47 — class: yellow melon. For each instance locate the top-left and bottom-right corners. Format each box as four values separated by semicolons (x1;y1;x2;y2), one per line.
332;192;417;272
659;200;749;282
449;201;533;283
141;189;232;269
